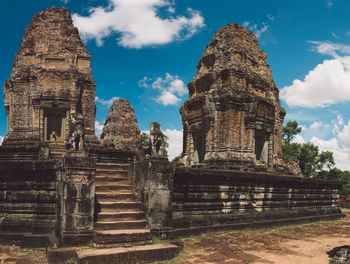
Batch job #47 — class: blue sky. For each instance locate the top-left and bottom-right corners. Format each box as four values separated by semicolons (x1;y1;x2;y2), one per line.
1;0;350;168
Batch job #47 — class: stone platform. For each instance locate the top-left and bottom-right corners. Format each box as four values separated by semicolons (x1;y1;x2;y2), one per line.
170;167;343;235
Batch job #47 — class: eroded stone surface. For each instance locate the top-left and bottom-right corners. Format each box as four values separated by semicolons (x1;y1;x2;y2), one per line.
100;99;141;153
180;23;290;173
3;6;97;149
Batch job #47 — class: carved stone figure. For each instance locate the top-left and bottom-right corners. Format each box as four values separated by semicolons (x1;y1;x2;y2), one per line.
150;122;166;157
65;114;84;151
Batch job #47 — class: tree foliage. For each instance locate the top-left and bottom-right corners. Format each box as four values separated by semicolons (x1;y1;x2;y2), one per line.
282;120;349;195
140;131;169;157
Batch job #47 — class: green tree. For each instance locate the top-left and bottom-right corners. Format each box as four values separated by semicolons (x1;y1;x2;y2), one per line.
282;120;302;144
171;155;182;167
282;121;334;178
140;132;169;157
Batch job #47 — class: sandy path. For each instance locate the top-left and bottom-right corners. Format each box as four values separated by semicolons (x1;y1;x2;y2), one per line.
246;211;350;264
247;234;350;264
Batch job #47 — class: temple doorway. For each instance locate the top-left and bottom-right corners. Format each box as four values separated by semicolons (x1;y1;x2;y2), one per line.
193;133;206;164
255;131;268;165
44;110;66;141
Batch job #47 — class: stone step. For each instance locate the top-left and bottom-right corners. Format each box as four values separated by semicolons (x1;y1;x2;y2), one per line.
96;163;129;170
95;185;134;192
95;176;130;184
97;211;146;222
95;169;129;176
96;192;138;202
77;243;178;263
99;201;143;211
95;219;148;230
93;229;152;245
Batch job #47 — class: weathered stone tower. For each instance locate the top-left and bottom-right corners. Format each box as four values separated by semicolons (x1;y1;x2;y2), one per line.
180;23;285;170
3;6;97;157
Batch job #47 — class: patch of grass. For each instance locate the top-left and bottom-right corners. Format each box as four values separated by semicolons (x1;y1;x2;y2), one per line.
65;259;78;264
152;235;161;244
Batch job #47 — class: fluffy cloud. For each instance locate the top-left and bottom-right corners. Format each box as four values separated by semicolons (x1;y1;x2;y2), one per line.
95;96;120;107
138;73;187;106
281;41;350;108
95;121;104;138
293;117;350;171
310;137;350;171
163;128;183;160
72;0;205;48
242;21;268;39
0;136;3;145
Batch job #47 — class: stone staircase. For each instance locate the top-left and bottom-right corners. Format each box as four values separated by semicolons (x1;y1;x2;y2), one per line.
48;142;66;160
94;162;152;248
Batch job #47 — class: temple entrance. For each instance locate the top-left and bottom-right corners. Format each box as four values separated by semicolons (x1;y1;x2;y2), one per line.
44;110;66;141
255;131;268;165
193;133;206;164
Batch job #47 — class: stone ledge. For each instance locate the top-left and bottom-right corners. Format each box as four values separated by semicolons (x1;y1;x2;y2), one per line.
169;212;345;238
47;243;179;264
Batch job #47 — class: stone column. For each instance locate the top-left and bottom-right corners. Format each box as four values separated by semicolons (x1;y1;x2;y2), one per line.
56;151;95;245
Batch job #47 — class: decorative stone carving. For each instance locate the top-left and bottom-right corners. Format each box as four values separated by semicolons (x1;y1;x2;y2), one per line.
180;23;288;172
65;114;84;151
150;122;166;157
100;99;141;153
2;6;98;151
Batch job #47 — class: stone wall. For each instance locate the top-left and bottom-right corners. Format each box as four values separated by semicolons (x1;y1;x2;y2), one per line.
0;160;57;246
171;168;342;234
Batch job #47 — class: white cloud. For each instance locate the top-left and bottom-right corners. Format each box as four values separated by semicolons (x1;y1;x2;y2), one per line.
60;0;69;4
326;1;334;8
163;128;183;160
281;41;350;108
292;134;306;144
95;96;120;107
331;32;339;39
72;0;205;48
310;137;350;171
95;121;104;138
139;73;187;106
338;120;350;149
242;21;268;39
95;121;103;138
0;136;3;145
266;14;274;21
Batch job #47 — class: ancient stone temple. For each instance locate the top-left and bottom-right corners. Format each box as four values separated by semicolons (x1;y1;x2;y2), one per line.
2;6;97;160
100;99;141;153
180;23;285;171
0;7;343;264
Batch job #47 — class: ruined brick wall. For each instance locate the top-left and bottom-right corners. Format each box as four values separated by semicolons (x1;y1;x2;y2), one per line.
171;168;342;233
3;6;97;147
180;23;287;171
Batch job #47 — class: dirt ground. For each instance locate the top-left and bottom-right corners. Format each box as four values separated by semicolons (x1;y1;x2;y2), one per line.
0;210;349;264
162;209;350;264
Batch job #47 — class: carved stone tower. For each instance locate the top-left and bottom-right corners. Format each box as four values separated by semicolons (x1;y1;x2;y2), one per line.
180;23;286;170
3;7;97;151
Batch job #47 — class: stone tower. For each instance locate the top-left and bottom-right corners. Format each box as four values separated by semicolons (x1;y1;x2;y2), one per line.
100;99;141;153
180;23;286;170
3;6;97;150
